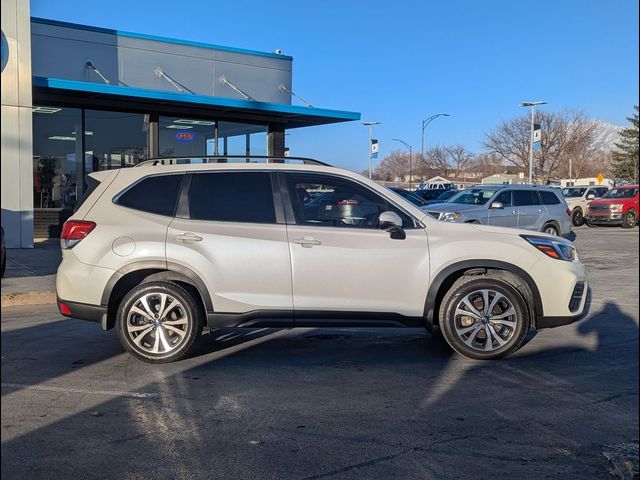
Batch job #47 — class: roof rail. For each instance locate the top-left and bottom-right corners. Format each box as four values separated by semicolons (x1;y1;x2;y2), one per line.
134;155;332;168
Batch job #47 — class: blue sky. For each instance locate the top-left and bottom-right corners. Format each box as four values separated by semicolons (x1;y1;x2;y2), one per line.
32;0;639;172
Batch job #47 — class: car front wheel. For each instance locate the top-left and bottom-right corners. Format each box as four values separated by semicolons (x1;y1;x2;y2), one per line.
439;275;529;360
571;208;584;227
622;210;637;229
116;281;204;363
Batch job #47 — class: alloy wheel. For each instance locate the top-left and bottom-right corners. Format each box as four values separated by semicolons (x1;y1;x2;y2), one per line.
453;289;518;352
126;292;190;355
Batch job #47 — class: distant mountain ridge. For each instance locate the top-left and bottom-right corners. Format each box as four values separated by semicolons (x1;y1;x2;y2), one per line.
592;120;623;152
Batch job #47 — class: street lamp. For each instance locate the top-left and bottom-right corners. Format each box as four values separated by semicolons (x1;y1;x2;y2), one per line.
421;113;450;161
392;138;413;189
362;121;381;179
520;101;547;183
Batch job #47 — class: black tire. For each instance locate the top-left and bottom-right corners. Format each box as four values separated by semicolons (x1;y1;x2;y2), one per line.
571;208;584;227
621;210;637;229
438;275;530;360
585;220;598;228
116;281;204;363
542;222;560;236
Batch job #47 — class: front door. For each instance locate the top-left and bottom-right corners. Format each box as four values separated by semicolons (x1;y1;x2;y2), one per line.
282;172;430;322
166;171;293;319
487;190;517;228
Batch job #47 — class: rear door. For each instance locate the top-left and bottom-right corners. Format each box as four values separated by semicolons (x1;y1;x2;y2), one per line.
166;171;293;318
514;189;545;230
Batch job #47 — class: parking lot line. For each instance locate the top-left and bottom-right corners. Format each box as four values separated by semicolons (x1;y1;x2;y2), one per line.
1;382;160;399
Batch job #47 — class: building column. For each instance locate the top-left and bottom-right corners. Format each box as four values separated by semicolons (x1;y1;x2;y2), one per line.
267;125;285;158
1;0;34;248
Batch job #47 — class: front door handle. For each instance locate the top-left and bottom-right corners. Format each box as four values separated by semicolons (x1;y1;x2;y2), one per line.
175;232;203;244
293;237;322;248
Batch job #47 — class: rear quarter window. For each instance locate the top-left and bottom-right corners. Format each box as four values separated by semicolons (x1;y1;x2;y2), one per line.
540;191;562;205
115;174;184;216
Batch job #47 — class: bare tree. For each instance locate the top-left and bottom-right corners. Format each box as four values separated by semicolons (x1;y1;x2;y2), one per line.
483;109;598;182
446;144;474;177
425;146;451;177
373;150;410;182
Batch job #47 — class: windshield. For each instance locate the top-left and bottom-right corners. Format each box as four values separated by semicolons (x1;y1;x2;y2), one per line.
602;188;638;199
562;187;587;198
437;190;457;201
447;188;497;205
390;189;426;206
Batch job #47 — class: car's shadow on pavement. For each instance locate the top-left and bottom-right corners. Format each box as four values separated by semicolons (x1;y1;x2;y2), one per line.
1;301;637;479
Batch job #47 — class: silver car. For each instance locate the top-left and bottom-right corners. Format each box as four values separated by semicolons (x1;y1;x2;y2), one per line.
423;185;572;236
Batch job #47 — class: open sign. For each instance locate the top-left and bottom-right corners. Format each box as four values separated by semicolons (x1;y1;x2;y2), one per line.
176;131;195;143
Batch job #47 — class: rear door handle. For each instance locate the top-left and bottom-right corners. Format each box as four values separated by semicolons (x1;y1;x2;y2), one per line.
293;237;322;248
175;232;203;243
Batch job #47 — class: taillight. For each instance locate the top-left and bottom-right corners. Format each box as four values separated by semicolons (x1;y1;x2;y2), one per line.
61;220;96;249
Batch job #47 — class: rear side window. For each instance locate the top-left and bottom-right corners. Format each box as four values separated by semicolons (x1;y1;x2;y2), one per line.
539;191;562;205
513;190;541;206
188;172;276;223
116;174;183;216
74;175;101;213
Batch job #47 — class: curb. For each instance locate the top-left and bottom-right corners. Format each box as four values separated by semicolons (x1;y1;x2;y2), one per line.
1;291;57;307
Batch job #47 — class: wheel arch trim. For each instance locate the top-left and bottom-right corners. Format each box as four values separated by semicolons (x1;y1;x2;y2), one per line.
101;260;213;313
423;260;543;331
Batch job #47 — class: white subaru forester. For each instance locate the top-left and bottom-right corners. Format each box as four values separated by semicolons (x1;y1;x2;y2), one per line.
56;157;588;363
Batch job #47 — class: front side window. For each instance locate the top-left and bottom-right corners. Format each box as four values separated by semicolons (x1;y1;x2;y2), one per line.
493;191;513;207
286;173;414;229
116;174;183;216
513;190;541;206
188;172;276;223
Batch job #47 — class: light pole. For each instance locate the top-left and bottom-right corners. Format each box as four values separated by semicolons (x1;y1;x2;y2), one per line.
520;101;547;183
362;121;381;179
392;138;413;189
421;113;450;162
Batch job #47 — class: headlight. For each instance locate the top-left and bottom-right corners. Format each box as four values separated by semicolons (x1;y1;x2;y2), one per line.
521;235;578;262
441;212;463;222
609;204;624;212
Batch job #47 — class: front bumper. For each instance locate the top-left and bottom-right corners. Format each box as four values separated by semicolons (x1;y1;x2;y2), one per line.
585;212;623;224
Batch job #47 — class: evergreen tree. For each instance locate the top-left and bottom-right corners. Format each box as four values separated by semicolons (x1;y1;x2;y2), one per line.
612;105;639;182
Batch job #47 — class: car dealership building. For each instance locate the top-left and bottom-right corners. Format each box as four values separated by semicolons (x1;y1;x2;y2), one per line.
1;0;359;247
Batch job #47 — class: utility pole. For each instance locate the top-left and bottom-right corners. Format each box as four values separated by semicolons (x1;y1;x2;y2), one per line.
362;121;381;179
520;101;547;184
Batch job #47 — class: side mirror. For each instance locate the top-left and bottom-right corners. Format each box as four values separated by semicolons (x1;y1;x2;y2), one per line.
586;193;596;200
379;211;406;240
490;201;504;209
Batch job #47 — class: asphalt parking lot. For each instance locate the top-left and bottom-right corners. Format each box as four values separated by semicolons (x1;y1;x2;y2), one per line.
1;227;638;480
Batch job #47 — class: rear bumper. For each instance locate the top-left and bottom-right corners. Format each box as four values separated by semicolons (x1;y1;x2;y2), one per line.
57;298;107;326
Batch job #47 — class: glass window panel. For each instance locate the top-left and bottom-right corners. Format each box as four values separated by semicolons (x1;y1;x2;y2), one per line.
159;116;215;158
32;106;83;209
84;110;148;171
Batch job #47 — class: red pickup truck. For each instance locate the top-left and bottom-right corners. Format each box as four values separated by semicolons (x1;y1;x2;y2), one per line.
585;185;639;228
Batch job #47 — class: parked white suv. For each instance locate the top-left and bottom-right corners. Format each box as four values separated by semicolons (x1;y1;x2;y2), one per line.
57;157;588;363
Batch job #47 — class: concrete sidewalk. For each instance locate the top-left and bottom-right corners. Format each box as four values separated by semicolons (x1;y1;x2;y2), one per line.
1;240;60;306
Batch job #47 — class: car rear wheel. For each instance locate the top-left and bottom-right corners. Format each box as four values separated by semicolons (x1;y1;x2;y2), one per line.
571;208;584;227
116;281;204;363
543;222;560;236
439;275;529;360
622;210;637;229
